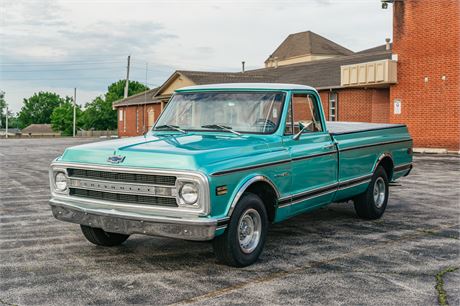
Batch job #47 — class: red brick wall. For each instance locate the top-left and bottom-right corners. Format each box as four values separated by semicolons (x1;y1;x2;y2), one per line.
390;0;460;150
117;103;162;137
371;89;390;123
318;91;329;119
318;88;389;123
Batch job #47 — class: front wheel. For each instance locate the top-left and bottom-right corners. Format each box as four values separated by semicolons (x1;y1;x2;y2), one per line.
80;225;130;246
353;165;389;220
212;193;268;267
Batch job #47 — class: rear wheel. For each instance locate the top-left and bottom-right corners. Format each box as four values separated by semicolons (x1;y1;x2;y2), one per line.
80;225;130;246
353;166;389;220
212;193;268;267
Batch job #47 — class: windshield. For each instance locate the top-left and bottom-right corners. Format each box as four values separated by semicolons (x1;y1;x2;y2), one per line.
154;91;286;134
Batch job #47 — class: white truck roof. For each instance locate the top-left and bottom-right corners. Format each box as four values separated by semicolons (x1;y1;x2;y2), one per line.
177;83;317;92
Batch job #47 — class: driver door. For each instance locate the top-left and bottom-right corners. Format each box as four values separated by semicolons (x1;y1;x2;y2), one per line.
282;92;338;214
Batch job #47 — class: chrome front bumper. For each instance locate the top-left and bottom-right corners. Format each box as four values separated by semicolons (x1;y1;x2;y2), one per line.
50;198;221;241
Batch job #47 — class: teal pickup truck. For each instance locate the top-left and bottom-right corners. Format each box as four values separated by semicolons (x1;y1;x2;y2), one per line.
49;83;413;267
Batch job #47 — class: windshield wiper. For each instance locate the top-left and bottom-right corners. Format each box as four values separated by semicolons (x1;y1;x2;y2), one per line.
154;124;187;134
201;124;241;136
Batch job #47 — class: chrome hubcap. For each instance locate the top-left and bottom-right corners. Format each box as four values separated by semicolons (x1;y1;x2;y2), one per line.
373;177;386;208
237;208;262;254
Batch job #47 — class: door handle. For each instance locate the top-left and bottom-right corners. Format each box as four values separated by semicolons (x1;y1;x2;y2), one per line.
323;143;335;150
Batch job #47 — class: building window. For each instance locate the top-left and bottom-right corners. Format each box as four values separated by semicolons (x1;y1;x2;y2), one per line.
123;109;126;132
136;108;139;133
329;92;338;121
148;109;155;129
119;109;123;122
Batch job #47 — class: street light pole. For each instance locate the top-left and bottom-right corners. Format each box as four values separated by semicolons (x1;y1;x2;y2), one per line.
73;88;76;137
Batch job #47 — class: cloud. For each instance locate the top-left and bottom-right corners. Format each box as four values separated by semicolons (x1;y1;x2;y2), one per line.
0;0;392;112
0;0;180;111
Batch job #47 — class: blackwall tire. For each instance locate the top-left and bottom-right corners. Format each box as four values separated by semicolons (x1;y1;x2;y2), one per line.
80;225;130;246
353;166;389;220
212;192;268;267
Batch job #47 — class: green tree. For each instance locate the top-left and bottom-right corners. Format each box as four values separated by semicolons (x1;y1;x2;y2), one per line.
17;92;65;128
7;115;20;129
0;91;6;128
51;99;83;136
105;80;150;104
82;96;116;130
82;80;149;130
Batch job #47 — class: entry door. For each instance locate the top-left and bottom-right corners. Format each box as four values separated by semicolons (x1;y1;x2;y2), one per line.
283;93;338;214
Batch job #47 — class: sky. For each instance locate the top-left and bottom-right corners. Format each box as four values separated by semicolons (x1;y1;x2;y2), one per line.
0;0;393;113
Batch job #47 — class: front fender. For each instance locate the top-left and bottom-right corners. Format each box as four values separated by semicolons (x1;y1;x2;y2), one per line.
225;174;280;218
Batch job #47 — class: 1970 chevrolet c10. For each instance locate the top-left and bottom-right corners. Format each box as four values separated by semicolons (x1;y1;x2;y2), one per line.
49;83;413;267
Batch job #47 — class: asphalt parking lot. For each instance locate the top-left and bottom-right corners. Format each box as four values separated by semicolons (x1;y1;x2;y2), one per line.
1;138;459;306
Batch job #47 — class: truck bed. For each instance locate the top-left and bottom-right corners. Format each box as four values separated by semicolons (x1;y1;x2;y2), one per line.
327;122;406;135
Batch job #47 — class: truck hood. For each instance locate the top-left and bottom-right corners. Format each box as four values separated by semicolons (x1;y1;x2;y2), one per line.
59;133;271;172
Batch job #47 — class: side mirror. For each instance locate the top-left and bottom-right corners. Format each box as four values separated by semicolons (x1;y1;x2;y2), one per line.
293;122;305;141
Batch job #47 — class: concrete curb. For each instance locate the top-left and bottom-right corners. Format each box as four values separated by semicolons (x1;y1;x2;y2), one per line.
413;148;460;155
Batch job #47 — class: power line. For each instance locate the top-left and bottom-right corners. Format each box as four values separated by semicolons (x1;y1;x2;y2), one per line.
0;77;123;81
0;67;128;73
0;60;125;66
0;77;159;86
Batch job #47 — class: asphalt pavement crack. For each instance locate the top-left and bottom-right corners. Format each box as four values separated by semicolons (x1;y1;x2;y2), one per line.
435;266;459;306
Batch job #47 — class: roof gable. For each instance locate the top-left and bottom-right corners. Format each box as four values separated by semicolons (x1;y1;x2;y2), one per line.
265;31;354;63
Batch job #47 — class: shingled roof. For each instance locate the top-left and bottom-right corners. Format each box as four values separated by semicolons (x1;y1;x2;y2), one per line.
21;124;58;134
356;43;392;54
265;31;354;63
177;50;391;90
254;50;392;89
112;87;160;107
177;70;277;84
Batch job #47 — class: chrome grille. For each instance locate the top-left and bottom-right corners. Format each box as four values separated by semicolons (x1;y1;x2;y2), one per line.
67;168;176;186
66;168;178;207
70;188;178;207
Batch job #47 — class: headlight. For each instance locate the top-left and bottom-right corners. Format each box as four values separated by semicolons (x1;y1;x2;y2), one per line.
54;172;68;191
179;183;198;204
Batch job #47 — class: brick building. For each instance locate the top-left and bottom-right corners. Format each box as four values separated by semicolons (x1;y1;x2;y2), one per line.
389;0;459;151
113;0;459;152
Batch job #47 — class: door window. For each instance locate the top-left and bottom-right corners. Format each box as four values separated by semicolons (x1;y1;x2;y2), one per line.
285;94;322;134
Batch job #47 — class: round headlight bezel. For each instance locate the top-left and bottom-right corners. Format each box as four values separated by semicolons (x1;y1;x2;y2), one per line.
54;172;68;191
179;182;199;205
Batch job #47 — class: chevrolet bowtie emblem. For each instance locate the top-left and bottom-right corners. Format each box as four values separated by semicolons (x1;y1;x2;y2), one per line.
107;155;126;164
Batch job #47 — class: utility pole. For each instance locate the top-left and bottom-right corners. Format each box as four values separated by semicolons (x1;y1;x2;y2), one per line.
73;88;77;137
124;55;131;99
5;104;8;139
0;91;4;128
